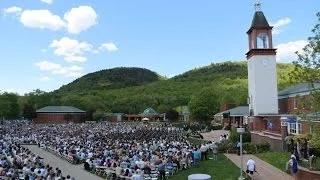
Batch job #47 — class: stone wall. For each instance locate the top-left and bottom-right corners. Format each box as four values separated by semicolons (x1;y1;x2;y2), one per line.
296;166;320;180
251;132;283;150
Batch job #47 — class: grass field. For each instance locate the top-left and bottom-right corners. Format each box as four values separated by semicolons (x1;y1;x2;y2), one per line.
169;154;250;180
256;151;290;171
257;151;320;171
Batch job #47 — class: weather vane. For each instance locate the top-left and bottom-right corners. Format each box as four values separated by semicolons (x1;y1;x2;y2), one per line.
254;0;261;11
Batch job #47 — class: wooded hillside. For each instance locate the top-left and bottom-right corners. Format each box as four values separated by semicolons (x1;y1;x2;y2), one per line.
2;61;297;121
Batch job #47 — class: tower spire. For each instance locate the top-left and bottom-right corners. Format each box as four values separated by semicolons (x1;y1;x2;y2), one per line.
254;1;261;11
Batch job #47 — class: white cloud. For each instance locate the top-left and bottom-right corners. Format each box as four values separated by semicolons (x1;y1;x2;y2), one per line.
99;43;118;52
20;9;66;31
64;56;87;63
49;37;92;63
276;40;308;62
271;17;291;35
34;60;83;78
35;60;61;71
11;6;98;34
41;0;54;4
63;6;98;34
3;6;22;16
40;76;51;82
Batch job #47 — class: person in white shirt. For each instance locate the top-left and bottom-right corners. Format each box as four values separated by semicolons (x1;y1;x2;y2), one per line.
200;144;208;160
246;158;256;178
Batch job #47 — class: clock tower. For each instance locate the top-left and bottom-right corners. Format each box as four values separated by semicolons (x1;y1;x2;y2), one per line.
247;2;278;116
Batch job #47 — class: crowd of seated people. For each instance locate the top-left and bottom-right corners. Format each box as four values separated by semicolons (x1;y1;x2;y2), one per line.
2;121;214;180
1;121;75;180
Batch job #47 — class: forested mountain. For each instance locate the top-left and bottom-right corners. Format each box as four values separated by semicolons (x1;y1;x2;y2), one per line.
58;67;163;92
3;61;297;121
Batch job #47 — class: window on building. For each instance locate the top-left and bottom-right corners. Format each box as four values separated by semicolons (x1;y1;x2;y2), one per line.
293;97;298;109
298;123;302;134
289;122;302;134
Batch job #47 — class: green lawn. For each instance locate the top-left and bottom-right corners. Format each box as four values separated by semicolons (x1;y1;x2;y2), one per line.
170;154;250;180
257;151;320;171
256;151;290;171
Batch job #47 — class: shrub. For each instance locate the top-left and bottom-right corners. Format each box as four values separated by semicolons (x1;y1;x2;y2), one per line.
310;136;320;156
256;142;270;153
242;132;251;143
217;139;236;153
293;133;312;142
243;142;257;154
241;142;270;154
229;128;251;143
208;124;223;131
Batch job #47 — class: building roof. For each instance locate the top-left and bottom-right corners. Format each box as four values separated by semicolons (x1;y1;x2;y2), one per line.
250;11;270;29
142;108;157;115
36;106;86;113
278;83;320;97
214;106;249;117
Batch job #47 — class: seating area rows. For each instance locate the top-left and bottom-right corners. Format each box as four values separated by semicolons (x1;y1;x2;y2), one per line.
2;120;215;180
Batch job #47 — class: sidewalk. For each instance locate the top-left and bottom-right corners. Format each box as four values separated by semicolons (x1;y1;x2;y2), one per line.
224;153;294;180
24;145;102;180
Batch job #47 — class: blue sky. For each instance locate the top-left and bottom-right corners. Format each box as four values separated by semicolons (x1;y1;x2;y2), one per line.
0;0;319;95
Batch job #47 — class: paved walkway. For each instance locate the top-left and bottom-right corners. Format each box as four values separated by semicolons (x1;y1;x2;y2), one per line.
225;153;294;180
23;145;102;180
201;131;294;180
201;130;229;142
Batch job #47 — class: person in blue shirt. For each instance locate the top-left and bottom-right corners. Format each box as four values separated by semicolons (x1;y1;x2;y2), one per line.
290;156;298;177
158;160;166;180
193;148;201;167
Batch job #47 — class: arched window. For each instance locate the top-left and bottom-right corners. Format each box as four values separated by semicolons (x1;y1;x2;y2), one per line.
257;33;269;48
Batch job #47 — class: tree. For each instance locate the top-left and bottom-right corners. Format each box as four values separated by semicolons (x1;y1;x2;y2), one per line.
0;92;20;119
290;12;320;154
165;109;179;121
92;109;105;121
22;104;37;120
291;13;320;84
188;87;220;122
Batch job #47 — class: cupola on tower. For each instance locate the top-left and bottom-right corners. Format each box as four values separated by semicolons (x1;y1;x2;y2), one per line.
246;2;278;116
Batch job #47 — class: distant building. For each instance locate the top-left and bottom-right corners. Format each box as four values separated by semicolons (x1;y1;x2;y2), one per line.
105;113;124;122
214;106;249;127
180;106;190;121
35;106;86;123
124;107;165;121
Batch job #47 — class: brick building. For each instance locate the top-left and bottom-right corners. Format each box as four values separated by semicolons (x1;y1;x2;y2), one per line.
35;106;87;123
215;83;320;149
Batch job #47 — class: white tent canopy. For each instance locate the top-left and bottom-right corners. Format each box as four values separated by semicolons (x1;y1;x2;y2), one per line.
142;117;149;121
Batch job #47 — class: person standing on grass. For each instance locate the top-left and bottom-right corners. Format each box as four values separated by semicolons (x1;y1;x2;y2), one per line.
200;144;208;160
192;148;201;167
211;142;218;161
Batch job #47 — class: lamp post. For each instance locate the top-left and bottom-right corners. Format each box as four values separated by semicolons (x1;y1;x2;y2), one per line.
237;127;245;180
